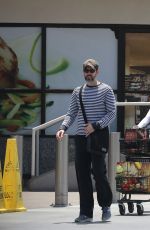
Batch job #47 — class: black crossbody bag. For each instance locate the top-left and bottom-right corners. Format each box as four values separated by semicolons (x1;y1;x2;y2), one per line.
79;85;109;155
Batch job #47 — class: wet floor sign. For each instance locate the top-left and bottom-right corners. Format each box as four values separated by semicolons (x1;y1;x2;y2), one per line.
3;138;26;212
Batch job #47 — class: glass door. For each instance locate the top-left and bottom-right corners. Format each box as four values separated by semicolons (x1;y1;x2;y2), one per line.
125;33;150;128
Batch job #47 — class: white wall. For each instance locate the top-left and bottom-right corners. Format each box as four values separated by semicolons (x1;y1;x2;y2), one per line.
0;0;150;24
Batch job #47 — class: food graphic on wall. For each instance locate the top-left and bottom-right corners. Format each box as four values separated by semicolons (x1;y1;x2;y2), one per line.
0;35;69;133
29;34;69;77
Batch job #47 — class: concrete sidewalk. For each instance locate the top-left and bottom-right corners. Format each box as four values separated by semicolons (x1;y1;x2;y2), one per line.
0;192;150;230
22;192;80;208
22;192;150;209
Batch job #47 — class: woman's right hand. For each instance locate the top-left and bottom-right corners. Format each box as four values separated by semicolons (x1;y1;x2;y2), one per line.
56;129;65;141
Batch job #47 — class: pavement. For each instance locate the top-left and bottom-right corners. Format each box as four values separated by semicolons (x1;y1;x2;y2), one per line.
0;192;150;230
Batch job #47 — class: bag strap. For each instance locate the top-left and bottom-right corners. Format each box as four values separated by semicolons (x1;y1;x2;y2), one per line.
79;85;88;123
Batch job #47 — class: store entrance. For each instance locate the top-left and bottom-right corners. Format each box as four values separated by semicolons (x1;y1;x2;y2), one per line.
125;33;150;128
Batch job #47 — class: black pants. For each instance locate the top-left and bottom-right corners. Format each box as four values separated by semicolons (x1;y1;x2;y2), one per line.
75;135;112;218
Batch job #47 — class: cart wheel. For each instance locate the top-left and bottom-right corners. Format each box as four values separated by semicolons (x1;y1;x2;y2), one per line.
137;203;144;215
118;203;126;215
128;202;134;213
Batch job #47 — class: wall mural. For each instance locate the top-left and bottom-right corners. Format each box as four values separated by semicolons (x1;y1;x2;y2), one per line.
0;35;41;133
0;30;37;134
0;28;71;134
0;27;117;135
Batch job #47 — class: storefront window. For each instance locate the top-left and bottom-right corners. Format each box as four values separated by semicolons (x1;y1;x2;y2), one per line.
125;33;150;128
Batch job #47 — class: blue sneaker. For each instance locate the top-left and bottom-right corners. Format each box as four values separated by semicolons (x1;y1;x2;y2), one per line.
75;215;93;223
102;207;111;221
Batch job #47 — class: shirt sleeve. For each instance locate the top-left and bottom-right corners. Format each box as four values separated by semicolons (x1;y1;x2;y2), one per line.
60;88;79;131
138;109;150;128
96;88;116;128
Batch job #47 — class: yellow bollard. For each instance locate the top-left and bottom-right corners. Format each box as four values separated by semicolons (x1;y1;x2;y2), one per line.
0;161;6;213
3;138;26;212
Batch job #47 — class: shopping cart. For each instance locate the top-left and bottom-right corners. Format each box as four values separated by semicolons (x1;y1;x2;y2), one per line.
116;129;150;215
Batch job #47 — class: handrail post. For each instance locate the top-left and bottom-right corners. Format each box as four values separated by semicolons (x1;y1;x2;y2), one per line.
35;130;40;176
31;115;65;177
31;129;36;176
55;134;68;207
108;132;120;202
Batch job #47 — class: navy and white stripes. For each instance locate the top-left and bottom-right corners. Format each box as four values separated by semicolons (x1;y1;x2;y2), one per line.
61;82;116;135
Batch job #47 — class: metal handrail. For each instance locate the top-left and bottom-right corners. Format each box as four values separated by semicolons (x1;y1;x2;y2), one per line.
31;115;65;176
31;101;150;176
116;102;150;106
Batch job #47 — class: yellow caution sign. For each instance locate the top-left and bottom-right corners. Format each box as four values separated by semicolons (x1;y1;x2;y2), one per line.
0;161;6;213
3;138;26;212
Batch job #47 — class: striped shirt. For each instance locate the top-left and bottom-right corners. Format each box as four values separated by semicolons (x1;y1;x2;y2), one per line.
61;82;116;135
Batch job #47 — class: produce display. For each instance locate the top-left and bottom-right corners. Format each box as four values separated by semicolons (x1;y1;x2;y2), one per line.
116;161;150;193
117;129;150;216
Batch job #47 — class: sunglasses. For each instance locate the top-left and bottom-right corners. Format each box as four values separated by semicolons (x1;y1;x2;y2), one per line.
84;68;96;73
